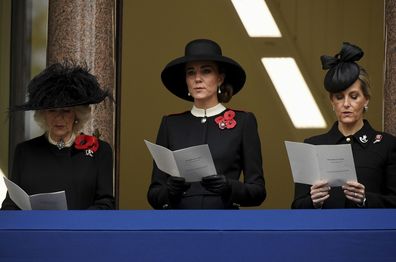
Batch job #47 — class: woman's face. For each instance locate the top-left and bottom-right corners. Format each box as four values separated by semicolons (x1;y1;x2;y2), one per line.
330;79;369;126
44;107;76;141
185;61;224;107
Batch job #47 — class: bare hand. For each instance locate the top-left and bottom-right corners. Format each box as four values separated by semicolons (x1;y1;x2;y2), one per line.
310;181;330;208
342;181;365;205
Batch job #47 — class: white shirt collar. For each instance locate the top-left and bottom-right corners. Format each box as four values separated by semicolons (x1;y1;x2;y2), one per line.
191;104;226;117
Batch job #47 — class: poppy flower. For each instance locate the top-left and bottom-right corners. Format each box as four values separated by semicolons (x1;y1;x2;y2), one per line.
215;110;237;130
74;134;99;156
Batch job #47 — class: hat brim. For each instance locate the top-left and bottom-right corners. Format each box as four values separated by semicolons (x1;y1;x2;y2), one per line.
11;92;110;111
161;55;246;101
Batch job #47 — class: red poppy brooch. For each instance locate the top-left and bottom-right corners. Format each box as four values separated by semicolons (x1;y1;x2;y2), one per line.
74;134;99;157
215;110;237;129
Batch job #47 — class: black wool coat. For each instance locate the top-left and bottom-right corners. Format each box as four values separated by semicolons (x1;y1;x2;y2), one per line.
1;135;115;210
147;109;266;209
292;120;396;208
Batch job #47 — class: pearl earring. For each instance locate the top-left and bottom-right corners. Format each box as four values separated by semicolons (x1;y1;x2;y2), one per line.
218;86;221;94
364;105;368;112
188;92;191;96
74;120;79;124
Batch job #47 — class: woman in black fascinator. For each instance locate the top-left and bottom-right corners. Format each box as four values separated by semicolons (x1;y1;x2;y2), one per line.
292;42;396;209
2;62;115;210
147;39;266;209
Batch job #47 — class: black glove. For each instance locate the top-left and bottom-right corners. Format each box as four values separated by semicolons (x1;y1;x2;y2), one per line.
201;175;230;195
166;176;190;199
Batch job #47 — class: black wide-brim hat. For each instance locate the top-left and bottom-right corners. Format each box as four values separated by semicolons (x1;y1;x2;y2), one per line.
161;39;246;101
12;62;111;111
320;42;364;93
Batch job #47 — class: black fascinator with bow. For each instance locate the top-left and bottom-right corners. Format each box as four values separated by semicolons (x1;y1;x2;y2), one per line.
320;42;364;93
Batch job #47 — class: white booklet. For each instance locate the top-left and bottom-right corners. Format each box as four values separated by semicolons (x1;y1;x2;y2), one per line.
284;141;357;187
144;140;217;182
3;176;67;210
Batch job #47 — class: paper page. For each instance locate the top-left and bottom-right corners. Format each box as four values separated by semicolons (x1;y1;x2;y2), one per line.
144;140;217;182
285;141;357;187
3;176;32;210
316;144;357;186
144;140;180;177
30;191;67;210
285;141;320;185
3;176;68;210
173;144;217;182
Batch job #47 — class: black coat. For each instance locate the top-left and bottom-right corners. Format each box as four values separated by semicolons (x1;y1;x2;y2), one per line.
147;109;266;209
292;120;396;208
1;135;115;210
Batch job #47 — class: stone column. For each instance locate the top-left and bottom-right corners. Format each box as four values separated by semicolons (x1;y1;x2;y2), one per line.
385;0;396;136
46;0;115;145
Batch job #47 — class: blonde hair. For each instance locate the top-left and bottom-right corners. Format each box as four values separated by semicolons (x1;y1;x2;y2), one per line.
358;66;371;100
34;105;92;134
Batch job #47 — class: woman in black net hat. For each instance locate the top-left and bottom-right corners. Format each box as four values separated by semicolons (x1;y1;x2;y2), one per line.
1;62;115;210
292;42;396;209
147;39;266;209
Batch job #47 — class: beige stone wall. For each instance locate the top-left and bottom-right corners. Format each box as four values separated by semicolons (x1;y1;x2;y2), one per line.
47;0;116;145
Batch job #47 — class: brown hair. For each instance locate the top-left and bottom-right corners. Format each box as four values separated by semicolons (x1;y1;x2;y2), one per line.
358;66;371;100
217;64;234;103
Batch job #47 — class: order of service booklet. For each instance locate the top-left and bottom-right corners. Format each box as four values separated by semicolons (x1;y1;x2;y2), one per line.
284;141;357;187
3;176;67;210
144;140;217;182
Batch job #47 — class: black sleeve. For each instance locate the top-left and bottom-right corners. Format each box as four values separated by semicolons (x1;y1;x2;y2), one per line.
87;141;115;210
147;116;171;209
291;183;315;209
229;112;266;207
290;138;315;209
365;136;396;207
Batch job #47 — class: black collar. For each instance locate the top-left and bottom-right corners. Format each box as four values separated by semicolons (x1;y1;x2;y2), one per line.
326;120;377;148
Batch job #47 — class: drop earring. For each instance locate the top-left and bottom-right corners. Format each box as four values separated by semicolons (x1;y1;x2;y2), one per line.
188;92;191;96
218;86;221;94
364;105;368;112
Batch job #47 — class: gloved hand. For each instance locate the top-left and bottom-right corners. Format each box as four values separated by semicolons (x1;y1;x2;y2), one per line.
167;176;190;199
201;174;230;195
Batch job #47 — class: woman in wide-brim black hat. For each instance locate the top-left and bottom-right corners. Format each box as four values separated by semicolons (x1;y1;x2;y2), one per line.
292;42;396;209
147;39;266;209
2;62;115;210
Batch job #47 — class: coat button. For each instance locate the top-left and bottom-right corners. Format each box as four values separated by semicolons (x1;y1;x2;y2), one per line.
346;137;351;142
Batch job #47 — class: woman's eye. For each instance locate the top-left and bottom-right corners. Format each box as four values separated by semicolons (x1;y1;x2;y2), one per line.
202;69;212;74
186;70;195;76
335;95;343;100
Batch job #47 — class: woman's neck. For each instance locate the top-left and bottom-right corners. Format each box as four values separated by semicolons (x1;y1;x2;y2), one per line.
338;120;364;136
194;98;219;109
49;133;72;143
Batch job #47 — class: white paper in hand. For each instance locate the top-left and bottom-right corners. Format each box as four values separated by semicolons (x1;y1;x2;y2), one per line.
3;176;31;210
285;141;357;187
3;176;67;210
144;140;217;182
